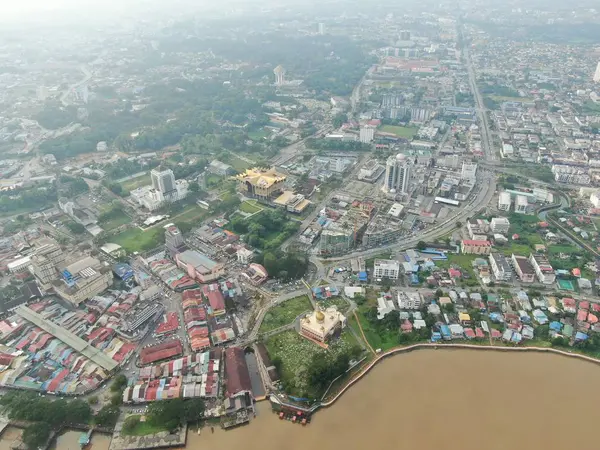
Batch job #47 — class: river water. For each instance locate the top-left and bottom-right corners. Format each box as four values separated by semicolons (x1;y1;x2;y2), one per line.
0;427;111;450
186;350;599;450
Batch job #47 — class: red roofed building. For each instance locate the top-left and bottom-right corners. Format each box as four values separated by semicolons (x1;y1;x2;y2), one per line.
491;329;502;339
140;340;183;366
577;310;588;322
155;312;179;336
204;290;226;316
461;240;492;255
224;347;253;399
464;328;475;339
475;328;485;339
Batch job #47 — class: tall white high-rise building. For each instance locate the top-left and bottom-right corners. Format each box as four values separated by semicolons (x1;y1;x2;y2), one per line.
318;23;325;35
151;168;176;197
273;65;286;86
382;154;411;194
594;62;600;83
359;125;375;143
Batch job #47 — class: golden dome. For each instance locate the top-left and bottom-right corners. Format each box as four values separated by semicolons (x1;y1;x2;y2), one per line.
316;310;325;322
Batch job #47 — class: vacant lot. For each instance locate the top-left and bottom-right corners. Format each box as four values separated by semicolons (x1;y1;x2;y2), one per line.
379;125;418;138
259;295;312;333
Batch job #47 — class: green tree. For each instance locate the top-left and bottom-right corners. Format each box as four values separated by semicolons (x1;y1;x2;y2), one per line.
22;422;51;450
122;416;140;434
95;406;121;428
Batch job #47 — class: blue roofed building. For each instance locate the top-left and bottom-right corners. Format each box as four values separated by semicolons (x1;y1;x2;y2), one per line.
440;324;451;340
113;262;134;281
358;271;368;282
549;321;563;332
575;331;589;341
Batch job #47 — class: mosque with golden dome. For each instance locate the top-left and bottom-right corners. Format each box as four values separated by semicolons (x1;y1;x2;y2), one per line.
300;305;346;344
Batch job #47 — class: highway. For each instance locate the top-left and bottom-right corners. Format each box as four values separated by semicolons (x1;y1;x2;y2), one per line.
461;28;496;162
60;65;93;106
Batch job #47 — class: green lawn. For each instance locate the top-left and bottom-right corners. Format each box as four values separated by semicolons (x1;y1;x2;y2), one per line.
350;307;398;352
121;174;151;191
121;415;169;437
379;125;418;139
264;329;360;397
259;295;313;333
99;211;131;231
488;95;535;103
239;200;263;214
172;204;208;225
317;297;348;313
229;155;252;172
548;244;582;255
499;243;534;256
111;227;165;253
248;130;268;141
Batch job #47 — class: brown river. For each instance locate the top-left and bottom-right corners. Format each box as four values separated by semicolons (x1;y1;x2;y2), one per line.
0;350;597;450
188;350;598;450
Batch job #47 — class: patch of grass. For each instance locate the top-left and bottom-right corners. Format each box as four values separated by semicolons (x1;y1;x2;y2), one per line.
239;200;263;214
350;308;397;351
121;174;151;191
111;227;164;253
487;95;534;103
229;155;252;171
317;297;348;312
260;295;313;333
499;242;533;256
264;330;359;397
248;130;268;141
379;125;418;139
548;244;582;255
100;211;131;231
172;204;208;224
121;415;169;437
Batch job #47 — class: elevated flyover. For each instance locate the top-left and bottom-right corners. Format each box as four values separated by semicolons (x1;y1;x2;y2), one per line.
15;305;118;371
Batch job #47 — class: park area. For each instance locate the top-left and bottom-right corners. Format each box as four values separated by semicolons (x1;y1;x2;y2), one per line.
379;125;418;139
264;329;361;397
111;227;164;253
259;295;312;333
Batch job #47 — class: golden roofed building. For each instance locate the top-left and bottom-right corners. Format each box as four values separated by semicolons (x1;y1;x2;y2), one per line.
300;305;346;344
235;167;286;200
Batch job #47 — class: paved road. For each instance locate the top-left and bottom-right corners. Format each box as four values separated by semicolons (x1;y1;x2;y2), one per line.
461;28;496;162
60;65;93;106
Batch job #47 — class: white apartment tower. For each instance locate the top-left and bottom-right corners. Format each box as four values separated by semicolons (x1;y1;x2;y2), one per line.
594;62;600;83
359;125;375;143
318;23;325;35
273;65;286;86
382;154;411;194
